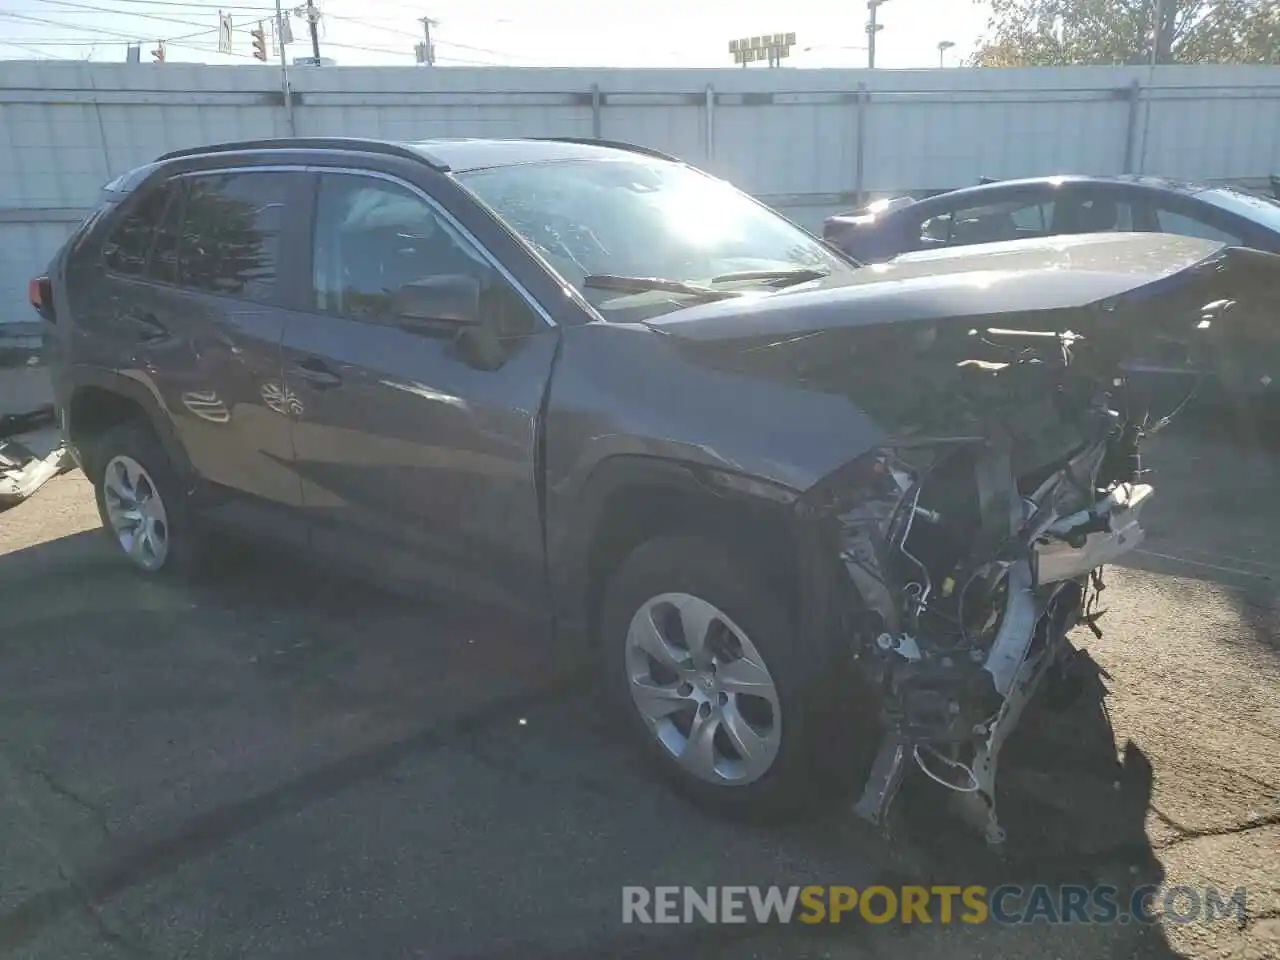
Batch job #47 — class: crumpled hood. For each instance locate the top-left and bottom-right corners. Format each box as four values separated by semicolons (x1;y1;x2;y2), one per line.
644;232;1239;344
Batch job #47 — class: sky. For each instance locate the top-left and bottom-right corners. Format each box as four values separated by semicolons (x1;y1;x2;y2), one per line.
0;0;992;69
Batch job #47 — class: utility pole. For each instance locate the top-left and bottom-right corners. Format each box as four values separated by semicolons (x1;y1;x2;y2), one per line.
417;15;436;66
866;0;889;68
275;0;295;133
306;0;321;61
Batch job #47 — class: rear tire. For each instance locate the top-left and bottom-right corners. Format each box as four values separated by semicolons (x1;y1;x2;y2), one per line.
599;534;857;820
89;421;207;579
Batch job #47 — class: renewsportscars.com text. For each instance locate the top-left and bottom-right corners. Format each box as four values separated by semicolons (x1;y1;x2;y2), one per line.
621;884;1248;926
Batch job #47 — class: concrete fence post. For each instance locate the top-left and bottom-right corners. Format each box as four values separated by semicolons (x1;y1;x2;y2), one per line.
1122;79;1142;174
855;82;869;205
704;84;716;164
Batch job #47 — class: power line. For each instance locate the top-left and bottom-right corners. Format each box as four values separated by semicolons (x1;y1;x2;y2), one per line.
28;0;276;9
0;38;71;57
26;0;241;34
314;37;415;57
321;11;529;61
4;1;528;64
323;13;417;40
0;10;254;55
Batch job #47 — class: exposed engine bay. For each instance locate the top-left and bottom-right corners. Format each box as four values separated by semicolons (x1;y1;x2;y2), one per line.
831;327;1163;846
652;235;1279;842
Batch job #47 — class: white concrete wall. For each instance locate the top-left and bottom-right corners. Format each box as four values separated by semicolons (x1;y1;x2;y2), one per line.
3;61;1279;324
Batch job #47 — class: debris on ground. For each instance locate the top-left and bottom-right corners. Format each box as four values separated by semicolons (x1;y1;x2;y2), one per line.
0;416;71;507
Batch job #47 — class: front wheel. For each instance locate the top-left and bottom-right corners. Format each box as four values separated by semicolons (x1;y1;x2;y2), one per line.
600;534;851;819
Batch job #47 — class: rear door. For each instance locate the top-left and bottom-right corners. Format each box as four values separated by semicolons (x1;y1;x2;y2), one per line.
279;168;559;614
160;168;311;536
130;167;310;540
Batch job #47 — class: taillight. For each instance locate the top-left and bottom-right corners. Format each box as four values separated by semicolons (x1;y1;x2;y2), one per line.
28;275;55;322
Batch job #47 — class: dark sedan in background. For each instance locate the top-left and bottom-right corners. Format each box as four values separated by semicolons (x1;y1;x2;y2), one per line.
823;175;1280;263
822;175;1280;408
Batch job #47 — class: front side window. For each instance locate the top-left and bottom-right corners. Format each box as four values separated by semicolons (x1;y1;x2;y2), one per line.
179;171;288;302
102;183;171;276
311;174;540;336
457;158;852;319
1153;208;1245;246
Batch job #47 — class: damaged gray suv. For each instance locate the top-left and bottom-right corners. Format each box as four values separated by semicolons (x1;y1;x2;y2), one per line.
32;137;1280;843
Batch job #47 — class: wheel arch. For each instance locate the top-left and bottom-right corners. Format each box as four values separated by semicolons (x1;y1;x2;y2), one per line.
64;369;191;481
551;454;850;664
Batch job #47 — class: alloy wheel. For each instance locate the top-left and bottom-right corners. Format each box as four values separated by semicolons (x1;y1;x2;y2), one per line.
102;454;170;571
624;592;782;786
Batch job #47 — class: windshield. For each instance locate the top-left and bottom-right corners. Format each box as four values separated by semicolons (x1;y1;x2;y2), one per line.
456;157;852;319
1198;187;1280;234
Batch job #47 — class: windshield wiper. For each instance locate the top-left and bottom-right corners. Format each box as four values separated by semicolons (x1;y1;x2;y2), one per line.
709;268;830;287
582;274;740;301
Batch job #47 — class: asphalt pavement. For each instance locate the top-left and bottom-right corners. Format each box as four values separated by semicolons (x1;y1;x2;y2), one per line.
0;416;1276;959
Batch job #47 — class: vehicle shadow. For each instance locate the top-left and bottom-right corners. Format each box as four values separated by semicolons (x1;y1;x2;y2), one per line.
0;528;1186;960
0;526;589;955
758;643;1183;959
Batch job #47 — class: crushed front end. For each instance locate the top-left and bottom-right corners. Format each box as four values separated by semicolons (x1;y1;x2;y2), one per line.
808;329;1161;847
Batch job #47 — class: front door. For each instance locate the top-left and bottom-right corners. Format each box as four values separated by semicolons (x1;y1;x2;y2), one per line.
280;169;559;614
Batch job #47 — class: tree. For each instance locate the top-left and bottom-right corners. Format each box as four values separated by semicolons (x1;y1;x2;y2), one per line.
970;0;1280;67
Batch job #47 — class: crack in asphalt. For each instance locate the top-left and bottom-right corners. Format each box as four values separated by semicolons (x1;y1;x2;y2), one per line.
1150;807;1280;848
1245;906;1280;930
1233;768;1280;795
0;671;585;956
53;858;160;960
25;765;112;838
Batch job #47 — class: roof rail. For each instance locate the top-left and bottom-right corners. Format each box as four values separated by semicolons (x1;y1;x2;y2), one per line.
531;137;682;164
156;137;450;171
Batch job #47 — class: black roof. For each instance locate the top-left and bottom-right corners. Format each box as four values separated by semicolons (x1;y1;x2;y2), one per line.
157;136;679;173
913;173;1216;207
407;137;680;171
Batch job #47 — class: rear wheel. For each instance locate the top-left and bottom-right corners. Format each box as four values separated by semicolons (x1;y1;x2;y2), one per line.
90;421;207;578
600;534;852;819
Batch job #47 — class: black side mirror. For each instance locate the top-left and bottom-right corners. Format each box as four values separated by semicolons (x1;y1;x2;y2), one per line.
392;274;482;328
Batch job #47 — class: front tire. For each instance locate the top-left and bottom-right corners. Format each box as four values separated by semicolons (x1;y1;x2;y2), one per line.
90;421;205;578
600;534;848;820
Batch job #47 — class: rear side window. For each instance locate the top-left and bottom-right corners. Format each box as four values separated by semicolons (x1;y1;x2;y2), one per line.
179;171;289;302
102;184;171;276
149;181;186;285
1152;208;1245;246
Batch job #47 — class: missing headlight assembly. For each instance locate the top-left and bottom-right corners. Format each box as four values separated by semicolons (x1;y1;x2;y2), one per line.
809;335;1155;847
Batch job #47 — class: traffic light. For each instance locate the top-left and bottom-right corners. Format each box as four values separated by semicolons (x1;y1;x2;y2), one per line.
251;24;267;61
151;40;165;62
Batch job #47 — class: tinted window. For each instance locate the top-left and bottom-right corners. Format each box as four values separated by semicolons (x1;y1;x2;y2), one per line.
1057;194;1134;234
1198;188;1280;234
102;183;170;276
179;171;287;301
1153;208;1245;246
922;198;1054;247
149;180;185;285
311;174;540;336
